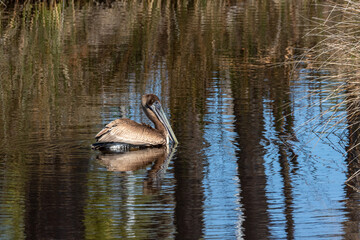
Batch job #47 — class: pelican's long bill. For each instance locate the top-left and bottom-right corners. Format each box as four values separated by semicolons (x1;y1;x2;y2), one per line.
150;102;178;145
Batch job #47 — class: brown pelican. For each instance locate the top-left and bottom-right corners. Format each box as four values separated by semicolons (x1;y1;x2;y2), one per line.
92;94;178;151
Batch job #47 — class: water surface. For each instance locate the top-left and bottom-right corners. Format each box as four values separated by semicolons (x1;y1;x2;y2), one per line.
0;1;359;239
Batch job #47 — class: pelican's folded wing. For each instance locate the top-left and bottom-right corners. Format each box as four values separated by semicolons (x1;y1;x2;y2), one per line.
95;119;166;146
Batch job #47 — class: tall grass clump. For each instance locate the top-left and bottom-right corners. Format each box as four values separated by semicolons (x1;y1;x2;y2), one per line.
299;0;360;189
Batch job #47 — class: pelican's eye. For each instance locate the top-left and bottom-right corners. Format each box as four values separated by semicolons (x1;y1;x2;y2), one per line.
153;101;162;108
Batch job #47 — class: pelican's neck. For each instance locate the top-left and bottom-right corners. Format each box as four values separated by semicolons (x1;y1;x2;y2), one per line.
144;107;169;139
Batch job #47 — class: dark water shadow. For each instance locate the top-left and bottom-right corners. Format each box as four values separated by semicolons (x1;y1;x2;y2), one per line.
342;95;360;239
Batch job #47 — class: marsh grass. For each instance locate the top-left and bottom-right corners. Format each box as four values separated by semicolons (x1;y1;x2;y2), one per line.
294;0;360;188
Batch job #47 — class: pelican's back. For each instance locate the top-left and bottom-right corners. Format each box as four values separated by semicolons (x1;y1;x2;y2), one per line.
95;119;166;146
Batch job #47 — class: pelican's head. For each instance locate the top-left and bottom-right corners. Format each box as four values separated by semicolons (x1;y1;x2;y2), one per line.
142;94;178;145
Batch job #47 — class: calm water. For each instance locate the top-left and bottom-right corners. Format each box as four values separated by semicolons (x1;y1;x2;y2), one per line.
0;1;359;239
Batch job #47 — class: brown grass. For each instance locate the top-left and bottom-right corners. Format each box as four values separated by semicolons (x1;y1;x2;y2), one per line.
297;0;360;187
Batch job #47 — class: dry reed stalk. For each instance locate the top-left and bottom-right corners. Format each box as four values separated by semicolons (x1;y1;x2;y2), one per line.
296;0;360;187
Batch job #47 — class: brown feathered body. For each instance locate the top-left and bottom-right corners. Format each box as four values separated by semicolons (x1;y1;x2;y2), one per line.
95;118;166;146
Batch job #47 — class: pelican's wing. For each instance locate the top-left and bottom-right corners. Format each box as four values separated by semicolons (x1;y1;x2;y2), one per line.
95;119;165;146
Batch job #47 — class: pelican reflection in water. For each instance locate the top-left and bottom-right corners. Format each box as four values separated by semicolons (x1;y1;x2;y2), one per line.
98;146;177;192
98;147;168;171
92;94;178;152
